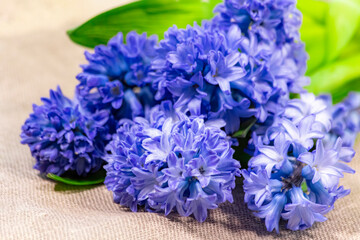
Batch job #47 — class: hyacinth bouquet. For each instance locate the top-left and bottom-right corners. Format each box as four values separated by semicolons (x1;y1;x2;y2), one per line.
21;0;360;233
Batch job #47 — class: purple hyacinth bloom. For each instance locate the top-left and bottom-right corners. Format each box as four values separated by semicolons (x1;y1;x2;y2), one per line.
282;187;328;231
242;169;282;207
213;0;302;44
212;0;309;119
76;31;158;121
280;115;324;156
104;103;240;222
153;20;306;134
253;193;287;233
152;0;309;135
298;139;355;189
249;133;291;176
205;51;246;95
329;92;360;147
284;93;331;131
21;87;111;176
98;80;124;109
152;23;261;134
244;99;355;232
188;155;221;188
156;25;238;92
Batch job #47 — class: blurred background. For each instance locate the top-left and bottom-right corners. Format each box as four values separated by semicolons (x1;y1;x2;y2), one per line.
0;0;122;36
0;0;123;103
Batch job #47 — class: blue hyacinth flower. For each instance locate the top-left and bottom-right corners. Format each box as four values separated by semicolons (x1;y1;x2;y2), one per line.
104;102;240;222
76;31;158;122
244;99;355;232
21;87;111;176
329;92;360;147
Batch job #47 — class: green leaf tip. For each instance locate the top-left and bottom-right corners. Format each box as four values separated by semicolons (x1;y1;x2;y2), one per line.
67;0;221;48
233;118;257;138
47;173;105;186
66;28;75;37
301;181;308;193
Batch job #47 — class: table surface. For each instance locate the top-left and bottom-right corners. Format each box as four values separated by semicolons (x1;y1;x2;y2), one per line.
1;1;359;239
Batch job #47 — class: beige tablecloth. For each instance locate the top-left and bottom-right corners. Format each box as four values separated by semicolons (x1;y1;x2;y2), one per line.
0;1;359;239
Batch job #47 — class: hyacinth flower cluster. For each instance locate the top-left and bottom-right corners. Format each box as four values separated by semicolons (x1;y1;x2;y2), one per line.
329;92;360;147
104;101;240;222
152;22;257;134
243;93;355;232
213;0;302;44
20;0;359;231
76;31;158;123
213;0;307;82
22;0;308;177
21;87;111;176
21;32;159;178
212;0;309;103
152;11;308;134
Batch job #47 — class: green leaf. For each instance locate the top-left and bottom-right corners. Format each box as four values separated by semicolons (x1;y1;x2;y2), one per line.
232;118;257;138
325;0;360;62
307;53;360;95
300;14;326;73
338;28;360;60
47;170;105;186
232;138;252;169
301;181;308;193
331;78;360;103
67;0;221;48
297;0;328;24
300;0;360;97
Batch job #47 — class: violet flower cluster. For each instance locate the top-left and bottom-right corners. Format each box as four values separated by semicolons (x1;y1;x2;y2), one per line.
152;0;308;134
104;101;240;222
76;31;158;124
329;92;360;147
20;0;359;231
244;93;355;232
212;0;309;116
21;87;111;176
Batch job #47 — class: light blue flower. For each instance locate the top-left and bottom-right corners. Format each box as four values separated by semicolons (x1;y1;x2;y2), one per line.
280;115;324;156
298;139;355;189
245;104;355;232
253;193;287;233
205;51;246;95
242;169;283;207
329;92;360;147
284;93;331;131
282;187;328;231
249;133;291;176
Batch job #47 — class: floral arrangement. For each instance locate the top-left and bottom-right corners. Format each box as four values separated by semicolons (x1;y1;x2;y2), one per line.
21;0;360;233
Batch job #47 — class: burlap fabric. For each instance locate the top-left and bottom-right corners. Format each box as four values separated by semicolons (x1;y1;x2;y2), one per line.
1;1;359;239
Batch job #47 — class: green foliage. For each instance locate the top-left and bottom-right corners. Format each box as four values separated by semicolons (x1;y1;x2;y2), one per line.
325;0;360;62
301;180;308;193
300;14;326;72
298;0;360;101
233;118;257;138
310;53;360;103
47;169;106;186
67;0;221;48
